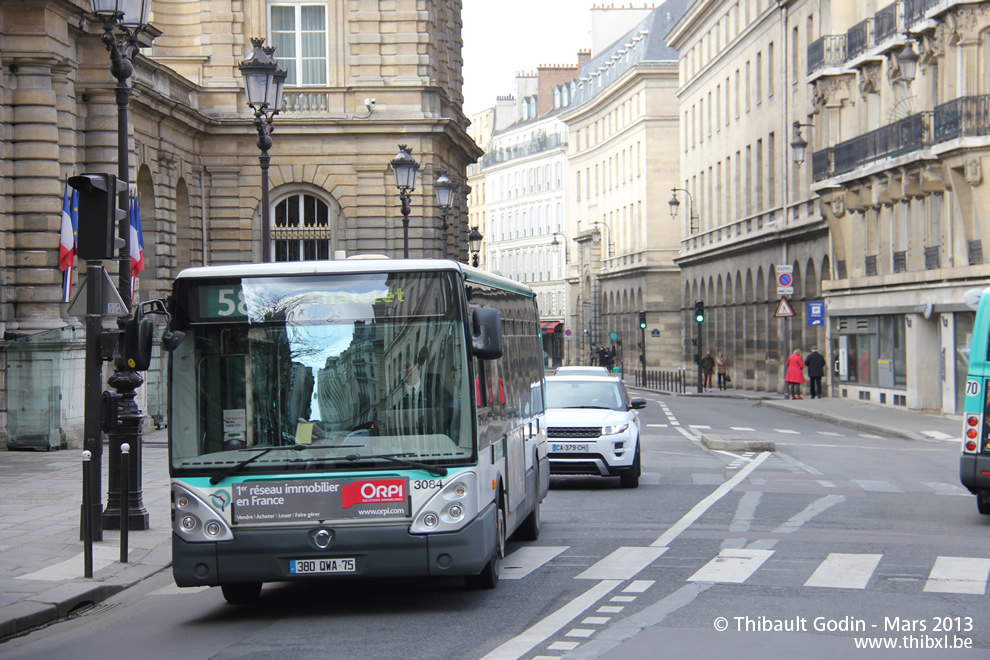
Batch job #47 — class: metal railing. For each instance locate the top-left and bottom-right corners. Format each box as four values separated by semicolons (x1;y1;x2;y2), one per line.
480;133;566;169
812;148;832;182
873;2;903;44
807;35;848;75
847;17;874;59
633;368;687;394
830;112;929;176
933;94;990;144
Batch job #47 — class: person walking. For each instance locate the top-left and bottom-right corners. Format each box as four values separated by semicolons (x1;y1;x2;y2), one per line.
715;352;728;391
700;350;715;392
804;346;826;399
784;349;806;399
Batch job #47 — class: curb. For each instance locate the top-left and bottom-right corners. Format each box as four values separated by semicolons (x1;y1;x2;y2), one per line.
757;399;929;442
700;433;776;452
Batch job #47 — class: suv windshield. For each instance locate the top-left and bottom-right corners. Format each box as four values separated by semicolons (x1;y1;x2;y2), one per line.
545;379;627;411
169;271;474;474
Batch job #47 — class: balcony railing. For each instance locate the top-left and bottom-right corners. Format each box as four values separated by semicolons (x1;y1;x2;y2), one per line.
812;148;832;183
847;18;874;59
903;0;942;29
807;35;848;75
873;2;902;44
933;94;990;144
480;133;566;169
831;112;929;177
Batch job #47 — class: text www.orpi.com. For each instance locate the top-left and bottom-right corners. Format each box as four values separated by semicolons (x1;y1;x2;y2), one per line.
854;635;973;649
358;508;406;516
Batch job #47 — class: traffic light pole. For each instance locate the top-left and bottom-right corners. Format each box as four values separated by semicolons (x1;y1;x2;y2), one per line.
696;315;703;393
81;260;106;542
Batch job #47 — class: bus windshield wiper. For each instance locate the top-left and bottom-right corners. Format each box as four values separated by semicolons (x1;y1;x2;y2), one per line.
343;453;448;477
209;444;306;485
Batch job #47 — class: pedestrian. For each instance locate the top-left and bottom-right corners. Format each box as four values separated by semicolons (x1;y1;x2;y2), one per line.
700;350;715;392
784;348;806;399
715;351;728;391
804;345;826;399
597;345;606;367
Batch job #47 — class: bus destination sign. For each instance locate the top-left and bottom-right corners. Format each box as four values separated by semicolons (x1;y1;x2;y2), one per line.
231;477;411;523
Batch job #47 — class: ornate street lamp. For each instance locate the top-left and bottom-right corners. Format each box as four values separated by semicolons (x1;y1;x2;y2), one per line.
897;40;920;84
469;226;483;268
790;121;815;166
391;145;420;259
238;38;287;263
551;232;568;263
435;169;456;260
89;0;158;536
668;188;699;234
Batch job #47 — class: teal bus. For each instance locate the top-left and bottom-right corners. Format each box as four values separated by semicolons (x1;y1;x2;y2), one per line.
165;259;548;602
960;287;990;514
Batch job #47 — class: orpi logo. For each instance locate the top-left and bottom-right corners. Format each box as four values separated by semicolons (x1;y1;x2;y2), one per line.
341;479;405;508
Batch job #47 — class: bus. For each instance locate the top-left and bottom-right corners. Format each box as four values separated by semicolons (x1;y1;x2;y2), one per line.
961;287;990;515
165;259;549;602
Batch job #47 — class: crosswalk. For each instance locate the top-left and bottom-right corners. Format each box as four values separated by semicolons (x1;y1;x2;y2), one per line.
502;543;990;596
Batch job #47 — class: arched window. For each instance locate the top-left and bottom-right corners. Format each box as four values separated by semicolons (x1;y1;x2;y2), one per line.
273;192;332;261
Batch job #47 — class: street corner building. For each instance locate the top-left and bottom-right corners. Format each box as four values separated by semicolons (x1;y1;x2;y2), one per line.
0;0;482;449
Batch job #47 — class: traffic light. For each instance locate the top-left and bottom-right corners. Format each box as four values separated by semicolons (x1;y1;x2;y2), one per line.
638;311;647;330
69;173;126;260
694;300;705;323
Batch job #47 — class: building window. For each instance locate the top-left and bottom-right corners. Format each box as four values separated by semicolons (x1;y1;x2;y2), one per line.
270;3;328;86
273;193;332;261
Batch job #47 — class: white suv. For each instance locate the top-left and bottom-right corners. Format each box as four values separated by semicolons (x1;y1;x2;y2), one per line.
544;375;647;488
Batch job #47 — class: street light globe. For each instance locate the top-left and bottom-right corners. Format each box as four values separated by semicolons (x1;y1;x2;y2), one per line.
668;192;681;219
391;145;419;192
435;169;456;209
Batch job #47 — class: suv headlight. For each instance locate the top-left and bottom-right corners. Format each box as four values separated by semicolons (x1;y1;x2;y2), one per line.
602;423;629;435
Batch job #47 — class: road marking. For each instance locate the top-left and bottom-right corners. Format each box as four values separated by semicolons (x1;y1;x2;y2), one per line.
597;605;624;613
921;430;955;441
774;429;800;434
610;595;636;602
687;548;775;583
646;423;668;428
652;452;771;547
689;424;711;429
805;553;882;589
582;617;610;625
565;629;595;638
772;495;845;535
816;480;837;488
480;580;621;660
817;431;843;436
576;546;669;580
853;479;903;493
923;557;990;594
729;490;762;533
859;433;883;438
730;426;755;431
924;482;970;496
546;641;579;651
624;580;655;593
502;546;569;580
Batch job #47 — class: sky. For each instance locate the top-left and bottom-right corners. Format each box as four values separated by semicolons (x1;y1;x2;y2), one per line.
461;0;594;117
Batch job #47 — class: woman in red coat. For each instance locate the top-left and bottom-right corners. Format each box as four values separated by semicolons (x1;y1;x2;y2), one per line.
784;349;806;400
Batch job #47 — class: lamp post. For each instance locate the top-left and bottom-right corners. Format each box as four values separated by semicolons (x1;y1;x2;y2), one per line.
897;39;920;85
593;221;614;258
668;188;699;234
238;38;287;263
435;169;456;260
391;145;420;259
551;232;568;265
468;226;483;268
90;0;157;534
790;122;815;166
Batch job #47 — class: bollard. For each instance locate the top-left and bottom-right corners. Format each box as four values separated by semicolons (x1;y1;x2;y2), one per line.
120;443;130;563
82;450;93;578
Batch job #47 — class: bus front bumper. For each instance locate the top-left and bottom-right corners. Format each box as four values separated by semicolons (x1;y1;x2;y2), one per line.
172;504;495;587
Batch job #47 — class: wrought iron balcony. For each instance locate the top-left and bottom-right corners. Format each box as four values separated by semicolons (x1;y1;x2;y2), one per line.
873;2;902;45
807;35;847;75
847;17;874;60
831;112;929;177
933;94;990;144
903;0;942;29
812;148;832;183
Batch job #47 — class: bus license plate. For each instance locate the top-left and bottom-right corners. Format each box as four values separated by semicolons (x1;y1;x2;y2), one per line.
552;443;590;452
290;558;356;574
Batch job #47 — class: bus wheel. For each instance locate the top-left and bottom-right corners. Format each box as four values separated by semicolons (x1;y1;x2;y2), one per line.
465;498;505;589
514;476;540;542
221;582;262;604
978;492;990;515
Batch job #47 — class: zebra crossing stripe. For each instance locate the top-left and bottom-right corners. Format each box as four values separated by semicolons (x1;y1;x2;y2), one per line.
923;557;990;594
502;546;569;580
804;553;882;589
687;548;774;583
576;546;669;580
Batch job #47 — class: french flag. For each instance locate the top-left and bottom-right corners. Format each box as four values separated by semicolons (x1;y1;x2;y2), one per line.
59;182;78;302
129;195;144;282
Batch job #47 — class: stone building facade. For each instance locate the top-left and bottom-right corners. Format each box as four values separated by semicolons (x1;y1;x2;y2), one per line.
0;0;480;447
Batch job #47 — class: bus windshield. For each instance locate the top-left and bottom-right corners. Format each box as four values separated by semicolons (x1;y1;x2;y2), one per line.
169;271;474;475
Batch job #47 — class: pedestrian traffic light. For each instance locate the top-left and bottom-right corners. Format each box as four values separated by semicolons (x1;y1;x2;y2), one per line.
639;311;647;329
693;353;699;364
694;300;705;323
69;173;126;261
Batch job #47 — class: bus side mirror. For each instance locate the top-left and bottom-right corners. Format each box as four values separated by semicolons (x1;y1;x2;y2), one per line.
124;305;154;371
472;307;503;360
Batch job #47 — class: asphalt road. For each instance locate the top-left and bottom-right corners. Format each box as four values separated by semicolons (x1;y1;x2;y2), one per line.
4;396;988;659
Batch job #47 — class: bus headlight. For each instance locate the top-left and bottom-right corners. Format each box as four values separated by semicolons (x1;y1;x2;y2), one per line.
410;471;479;534
171;484;234;542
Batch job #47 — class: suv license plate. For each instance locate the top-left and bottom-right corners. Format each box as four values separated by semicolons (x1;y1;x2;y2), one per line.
290;558;356;574
552;443;590;452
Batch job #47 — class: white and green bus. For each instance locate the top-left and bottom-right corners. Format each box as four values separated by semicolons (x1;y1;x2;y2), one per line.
165;259;548;602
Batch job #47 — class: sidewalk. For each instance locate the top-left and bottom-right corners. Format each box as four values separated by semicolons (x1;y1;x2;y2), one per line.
0;393;964;641
0;428;173;640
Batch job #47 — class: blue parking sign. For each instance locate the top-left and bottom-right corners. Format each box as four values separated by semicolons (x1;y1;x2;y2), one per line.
807;301;825;326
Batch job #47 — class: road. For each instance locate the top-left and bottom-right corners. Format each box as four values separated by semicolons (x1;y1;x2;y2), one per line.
4;395;988;659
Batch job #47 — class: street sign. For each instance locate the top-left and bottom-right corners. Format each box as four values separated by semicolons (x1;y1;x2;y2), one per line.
777;286;794;296
66;269;128;317
807;300;825;326
609;331;618;340
564;329;571;336
774;296;795;318
651;328;660;337
775;264;793;273
776;271;793;288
